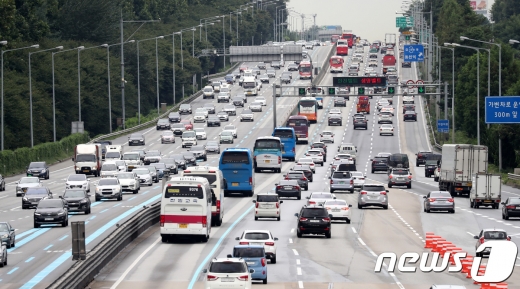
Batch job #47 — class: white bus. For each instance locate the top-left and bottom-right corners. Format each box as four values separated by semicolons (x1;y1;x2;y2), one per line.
179;166;225;226
242;76;258;96
160;177;212;243
253;136;283;173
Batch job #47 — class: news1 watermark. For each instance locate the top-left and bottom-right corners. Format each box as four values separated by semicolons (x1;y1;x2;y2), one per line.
374;241;518;283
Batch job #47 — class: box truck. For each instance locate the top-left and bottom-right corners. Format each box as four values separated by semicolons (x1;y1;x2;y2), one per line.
73;144;102;176
469;174;501;209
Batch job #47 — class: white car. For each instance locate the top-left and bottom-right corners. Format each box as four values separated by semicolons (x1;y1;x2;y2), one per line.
217;111;229;121
161;130;175;144
256;80;263;91
320;131;335;143
240;109;254;122
132;168;153;186
181;131;198;148
202;86;214;99
329;108;342;115
353;53;364;62
193;112;206;123
65;174;90;192
378;112;393;124
297;158;316;173
377;100;390;111
94;177;123;201
235;230;279;263
403;95;415;104
248;102;263;112
333;153;353;161
305;149;325;166
194;128;207;140
306;191;336;206
350;171;366;188
381;106;395;116
368;59;378;67
203;257;253;289
254;96;267;106
253;193;282;221
379;124;394;136
100;162;119;178
114;160;127;172
324;199;352;223
116;172;140;194
223;125;238;138
195;107;208;118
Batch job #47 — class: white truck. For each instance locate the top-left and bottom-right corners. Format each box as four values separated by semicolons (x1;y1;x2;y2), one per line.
242;76;258;96
73;144;102;176
105;145;123;161
122;151;142;171
438;144;488;197
469;174;501;209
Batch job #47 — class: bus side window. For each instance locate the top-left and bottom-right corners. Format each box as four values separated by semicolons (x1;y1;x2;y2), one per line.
210;189;216;205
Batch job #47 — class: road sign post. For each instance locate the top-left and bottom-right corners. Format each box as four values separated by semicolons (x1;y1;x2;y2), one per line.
485;96;520;123
403;45;425;62
437;119;449;133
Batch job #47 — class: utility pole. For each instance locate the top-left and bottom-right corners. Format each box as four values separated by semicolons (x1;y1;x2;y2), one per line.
312;14;317;41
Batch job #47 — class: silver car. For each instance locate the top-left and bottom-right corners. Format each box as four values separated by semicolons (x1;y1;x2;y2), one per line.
423;191;454;213
217;111;229;121
161;131;175;144
220;130;234;144
223;104;236;116
358;184;388;209
387;168;412;188
132;168;153;186
240;109;254;122
249;102;263;112
378;112;393;124
95;177;123;201
329;171;354;193
16;177;42;197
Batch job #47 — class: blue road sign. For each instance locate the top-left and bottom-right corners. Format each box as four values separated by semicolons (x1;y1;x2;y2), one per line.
403;45;424;62
437;119;449;133
485;96;520;123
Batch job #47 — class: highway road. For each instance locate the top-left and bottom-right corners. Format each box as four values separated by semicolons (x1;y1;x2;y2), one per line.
1;31;520;289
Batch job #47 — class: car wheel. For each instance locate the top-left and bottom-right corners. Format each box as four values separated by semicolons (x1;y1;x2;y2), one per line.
95;197;100;202
358;204;362;209
297;231;302;238
255;216;258;221
263;277;268;284
383;205;388;210
388;184;392;188
450;209;455;213
346;219;351;224
297;194;301;200
62;219;68;227
330;189;334;193
271;255;277;264
325;232;331;238
407;184;411;189
505;214;509;220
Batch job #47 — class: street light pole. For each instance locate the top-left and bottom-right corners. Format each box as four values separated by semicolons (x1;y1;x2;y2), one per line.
156;36;164;114
442;44;455;143
223;15;226;69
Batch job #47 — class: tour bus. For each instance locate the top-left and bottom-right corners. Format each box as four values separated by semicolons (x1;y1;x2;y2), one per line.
341;32;354;48
329;55;344;73
272;127;297;161
298;61;312;80
336;39;349;56
298;97;318;123
253;136;283;173
160;177;212;243
219;148;255;197
331;35;340;43
180;166;225;226
242;76;258;96
286;115;310;144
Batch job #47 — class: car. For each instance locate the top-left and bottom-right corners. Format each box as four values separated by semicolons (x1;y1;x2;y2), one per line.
160;130;175;144
143;150;162;165
223;125;238;138
291;164;313;182
368;59;378;67
380;106;395;115
353;116;368;130
288;63;298;71
403;104;415;114
0;222;15;248
423;191;455;213
230;245;268;284
16;177;43;197
149;163;167;180
203;103;216;114
280;74;291;84
0;174;4;191
22;187;52;209
95;177;122;201
473;228;511;257
224;74;235;84
403;95;415;104
310;142;327;155
259;74;269;83
379;124;394;136
324;199;352;223
33;198;69;228
296;158;316;173
223;104;237;116
180;119;193;131
193;112;206;123
333;153;353;161
216;111;229;121
192;128;207;140
161;158;179;176
195;107;209;118
388;168;412;188
240;109;254;122
305;149;325;166
179;103;192;114
181;131;197;148
202;257;254;289
329;159;354;175
211;80;222;91
378;112;393;124
156;118;171;130
26;162;50;179
328;114;342;126
266;68;276;78
377;99;390;111
62;189;92;214
424;160;438;177
249;101;263;112
205;141;220;154
132;167;153;186
295;205;332;238
188;145;207;161
369;53;378;59
252;193;283;221
239;65;248;72
371;157;389;173
275;180;301;199
358;184;388;209
128;133;145;146
170;154;187;170
65;174;90;192
333;97;346;107
284;171;309;190
116;172;140;194
307;192;336;206
168;112;181;123
329;170;354;193
282;71;292;79
404;110;417;121
320;131;334;143
235;230;278;263
501;197;520;219
207;115;221;127
217;92;230;103
170;123;185;136
351;171;366;188
257;62;266;69
402;62;411;68
254;96;267;106
219;130;234;144
337;87;350;100
232;96;244;107
270;61;281;69
252;67;261;75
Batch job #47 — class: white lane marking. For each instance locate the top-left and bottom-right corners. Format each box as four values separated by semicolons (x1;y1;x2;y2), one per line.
352;227;357;234
298;281;304;288
292;249;299;256
297;267;302;275
296;259;300;265
289;238;293;243
467;232;475;236
291;228;295;233
358;237;366;246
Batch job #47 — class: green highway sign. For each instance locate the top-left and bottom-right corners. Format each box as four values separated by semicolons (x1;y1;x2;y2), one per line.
298;88;306;95
388;87;395;94
358;87;365;94
405;35;410;40
418;86;425;94
396;16;413;28
328;87;335;95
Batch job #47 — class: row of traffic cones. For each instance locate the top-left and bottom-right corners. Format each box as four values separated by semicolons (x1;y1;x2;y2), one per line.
424;232;508;289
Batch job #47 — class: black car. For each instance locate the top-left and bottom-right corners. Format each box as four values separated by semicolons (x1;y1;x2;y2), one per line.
62;189;91;214
156;118;171;130
22;187;53;209
206;141;221;154
128;133;145;146
291;165;313;182
285;171;309;190
502;197;520;219
27;162;49;179
189;145;207;161
232;97;245;107
295;205;332;238
179;104;192;114
203;103;216;114
403;104;415;114
388;153;410;169
171;154;187;170
333;97;346;107
207;116;221;127
161;158;179;175
288;64;298;71
181;152;197;167
424;160;438;178
34;198;69;228
403;111;417;121
353;117;368;130
259;74;270;83
0;222;15;248
168;112;181;123
415;151;432;167
281;75;291;84
371;157;389;173
275;180;301;199
328;114;342;126
402;62;411;68
270;61;281;69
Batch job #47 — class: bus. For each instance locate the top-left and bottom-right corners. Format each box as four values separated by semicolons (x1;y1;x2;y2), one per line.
286;115;310;144
272;127;296;161
160;177;212;243
253;136;283;173
219;148;255;197
336;40;349;56
298;97;318;123
180;166;225;226
341;32;354;48
331;35;340;43
329;55;344;73
298;61;312;80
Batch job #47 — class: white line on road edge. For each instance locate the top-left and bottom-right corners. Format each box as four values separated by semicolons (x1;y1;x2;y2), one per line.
467;232;475;237
298;280;304;288
292;249;299;256
110;236;161;289
357;237;366;246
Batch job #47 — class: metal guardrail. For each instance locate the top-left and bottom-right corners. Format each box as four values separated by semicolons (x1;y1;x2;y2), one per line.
47;202;161;289
508;173;520;181
423;98;442;151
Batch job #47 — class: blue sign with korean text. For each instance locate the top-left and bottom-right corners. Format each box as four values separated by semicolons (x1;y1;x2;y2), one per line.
403;45;424;62
485;96;520;124
437;119;449;133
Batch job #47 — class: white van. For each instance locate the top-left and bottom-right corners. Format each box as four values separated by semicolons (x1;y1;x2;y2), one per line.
105;145;122;161
179;166;225;226
181;131;197;148
338;144;358;164
122;152;142;171
160;177;212;242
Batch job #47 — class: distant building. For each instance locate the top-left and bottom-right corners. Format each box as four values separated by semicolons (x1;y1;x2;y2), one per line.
318;25;343;42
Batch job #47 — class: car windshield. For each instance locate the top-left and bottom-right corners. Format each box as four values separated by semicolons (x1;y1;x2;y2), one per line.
117;173;134;179
76;154;96;162
425;160;438;165
29;162;45;168
392;170;409;175
301;208;328;218
299;158;313;163
195;112;205;117
244;232;270;240
38;200;63;208
204;87;212;92
26;188;48;195
381;125;393;128
20;178;39;184
257;195;278;202
332;172;351;179
311;193;332;199
130;134;143;139
0;223;7;231
363;185;385;191
102;164;117;171
183;132;196;138
98;179;118;186
242;110;253;114
324;200;347;206
484;231;507;239
209;262;247;273
224;126;235;130
221;131;233;137
224;105;234;110
162;131;174;136
217;111;227;115
63;190;86;198
234;247;264;258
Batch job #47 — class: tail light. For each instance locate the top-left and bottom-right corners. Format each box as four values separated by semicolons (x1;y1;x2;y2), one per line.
391;129;393;131
350;179;353;185
207;275;219;281
389;175;393;179
360;191;367;195
202;216;207;228
429;198;436;202
278;156;281;164
216;200;221;213
507;236;511;241
408;175;412;179
249;177;252;186
297;163;301;165
276;185;283;190
506;205;515;209
306;132;308;138
318;154;323;157
275;203;279;209
285;176;289;180
160;215;165;227
237;275;249;281
292;148;295;153
479;237;485;244
325;207;331;210
341;207;349;210
261;258;266;267
322;217;331;222
380;192;387;195
294;186;300;190
330;179;333;184
300;217;308;221
301;177;307;181
309;201;316;204
265;242;275;246
255;202;259;208
239;241;249;245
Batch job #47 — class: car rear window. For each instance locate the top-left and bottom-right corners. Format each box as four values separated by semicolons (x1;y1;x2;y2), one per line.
430;192;451;198
257;195;278;202
311;193;332;199
373;158;387;162
363;185;385;191
210;262;247;273
244;232;269;240
287;173;303;178
234;247;265;258
324;200;347;206
26;188;47;195
332;172;351;179
301;208;328;218
484;231;507;239
509;198;520;205
392;170;409;175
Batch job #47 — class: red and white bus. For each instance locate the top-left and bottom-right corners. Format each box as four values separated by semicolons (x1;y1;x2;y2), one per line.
336;40;349;56
341;33;354;48
331;35;340;43
298;61;312;80
329;56;344;73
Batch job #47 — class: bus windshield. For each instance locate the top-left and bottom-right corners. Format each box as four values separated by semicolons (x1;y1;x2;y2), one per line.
300;100;317;108
299;65;312;73
287;118;308;127
243;82;255;89
221;151;250;164
273;129;294;138
254;139;282;151
164;186;204;199
331;58;342;65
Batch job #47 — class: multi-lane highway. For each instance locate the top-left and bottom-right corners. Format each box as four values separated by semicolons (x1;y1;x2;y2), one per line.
2;35;520;289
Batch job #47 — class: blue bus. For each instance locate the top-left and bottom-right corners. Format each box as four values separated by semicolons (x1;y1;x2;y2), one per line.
253;136;283;173
272;127;296;161
219;148;255;197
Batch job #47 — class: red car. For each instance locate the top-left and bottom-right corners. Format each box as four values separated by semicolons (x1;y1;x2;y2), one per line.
180;119;193;130
239;65;248;72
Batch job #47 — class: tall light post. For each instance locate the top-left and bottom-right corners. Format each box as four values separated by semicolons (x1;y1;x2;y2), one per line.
275;5;285;41
192;25;201;57
179;27;197;69
222;15;226;69
200;16;220;41
172;32;181;106
155;36;164;114
205;22;216;43
28;45;63;147
78;44;108;123
1;42;39;150
442;44;455;143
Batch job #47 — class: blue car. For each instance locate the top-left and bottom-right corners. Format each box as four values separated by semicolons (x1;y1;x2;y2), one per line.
225;74;235;84
230;245;267;284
